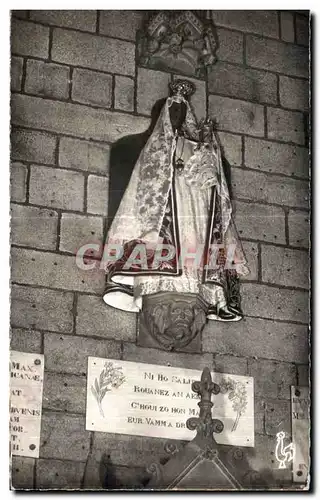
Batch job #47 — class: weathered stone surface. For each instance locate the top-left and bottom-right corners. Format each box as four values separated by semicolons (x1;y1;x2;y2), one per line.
52;28;135;76
10;162;27;202
231;168;309;209
246;35;309;78
297;364;309;386
11;203;58;250
87;175;108;215
11;284;74;333
11;457;35;490
208;62;277;104
280;11;295;42
242;283;309;323
40;412;90;461
11;248;105;294
30;10;97;32
123;343;213;370
11;128;57;165
216;28;243;64
10;327;42;353
203;316;308;363
174;74;206;120
217;131;242;166
234;201;286;244
43;332;121;375
137;68;170;115
261;246;309;289
209;95;264;137
11;95;150;143
254;398;265;435
213;354;248;376
59;213;103;254
29;165;85;211
36;458;85;490
114;76;134;112
279;76;309;112
72;68;112;108
246;434;287;476
11;10;29;19
244;137;309;178
288;210;310;248
76;294;136;342
11;56;23;91
43;372;86;414
296;14;309;46
265;399;291;436
84;460;147;490
25;59;69;99
99;10;143;41
11;18;49;58
241;241;258;281
267;107;305;145
248;359;297;399
211;10;279;38
59;137;109;175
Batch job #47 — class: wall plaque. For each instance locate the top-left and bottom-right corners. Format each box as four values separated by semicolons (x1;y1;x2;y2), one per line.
86;357;254;447
10;351;44;458
291;386;310;484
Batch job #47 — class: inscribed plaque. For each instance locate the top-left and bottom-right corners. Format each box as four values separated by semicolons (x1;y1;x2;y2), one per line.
86;357;254;447
10;351;44;458
291;386;310;484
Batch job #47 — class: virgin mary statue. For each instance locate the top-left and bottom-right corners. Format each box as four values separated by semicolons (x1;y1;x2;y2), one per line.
102;79;249;327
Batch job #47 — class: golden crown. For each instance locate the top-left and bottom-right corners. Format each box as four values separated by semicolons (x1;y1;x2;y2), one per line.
169;80;196;99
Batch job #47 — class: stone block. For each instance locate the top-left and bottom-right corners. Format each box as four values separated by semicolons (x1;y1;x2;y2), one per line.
280;11;295;42
231;168;309;209
203;316;308;363
254;398;265;435
217;131;242;166
267;107;305;145
114;76;134;112
288;210;309;248
11;457;35;490
87;175;108;215
59;213;103;255
30;10;97;32
59;137;109;175
11;94;150;143
279;76;309;112
11;56;23;91
261;245;309;289
211;10;279;38
36;458;85;490
11;203;58;250
40;412;90;461
123;343;213;370
246;35;308;78
84;462;147;490
11;128;57;165
25;59;69;100
11;10;29;19
216;28;243;64
11;247;105;294
296;14;309;46
10;162;27;202
209;95;264;137
72;68;112;108
43;332;121;375
242;283;309;323
240;241;258;281
99;10;143;41
173;74;206;120
246;433;280;473
137;68;171;116
10;327;42;353
265;399;291;436
29;165;84;211
208;62;277;104
234;201;286;244
248;359;296;399
10;284;74;333
213;354;248;376
297;364;309;386
52;28;135;76
245;137;309;178
76;294;136;342
43;372;86;414
11;18;49;58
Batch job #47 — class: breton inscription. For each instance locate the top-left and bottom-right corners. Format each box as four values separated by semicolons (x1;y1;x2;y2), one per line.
291;386;310;484
86;357;254;447
10;351;44;458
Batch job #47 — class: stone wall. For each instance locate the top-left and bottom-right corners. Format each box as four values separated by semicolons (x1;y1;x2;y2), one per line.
10;10;309;489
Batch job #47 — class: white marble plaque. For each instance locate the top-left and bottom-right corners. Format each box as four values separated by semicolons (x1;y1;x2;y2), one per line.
10;351;44;458
291;386;310;484
86;357;254;447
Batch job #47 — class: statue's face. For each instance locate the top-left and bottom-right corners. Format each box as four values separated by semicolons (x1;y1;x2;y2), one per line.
169;101;187;132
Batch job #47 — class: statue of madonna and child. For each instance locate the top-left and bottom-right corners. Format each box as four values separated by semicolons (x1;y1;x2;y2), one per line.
101;79;249;349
